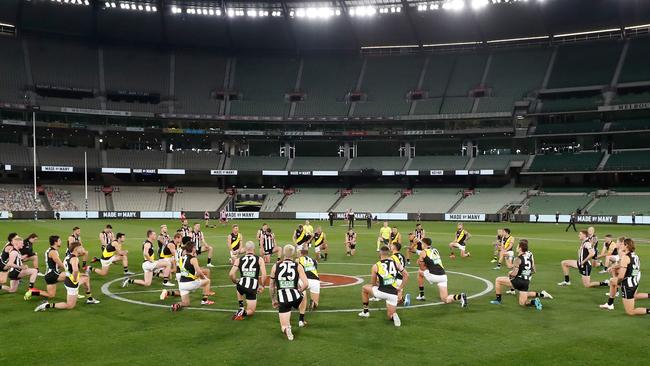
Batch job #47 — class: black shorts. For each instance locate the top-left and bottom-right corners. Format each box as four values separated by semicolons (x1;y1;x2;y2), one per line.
197;246;202;255
278;297;303;314
45;271;60;285
511;277;530;292
621;282;638;300
8;269;20;280
382;239;389;245
349;244;356;249
21;251;35;258
236;284;257;300
578;263;592;276
264;247;275;256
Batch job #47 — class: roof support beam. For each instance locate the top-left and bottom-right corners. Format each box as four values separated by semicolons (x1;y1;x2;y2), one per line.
400;0;422;48
280;0;298;53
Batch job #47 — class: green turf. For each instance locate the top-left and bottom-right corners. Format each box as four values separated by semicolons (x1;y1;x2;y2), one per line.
1;219;648;365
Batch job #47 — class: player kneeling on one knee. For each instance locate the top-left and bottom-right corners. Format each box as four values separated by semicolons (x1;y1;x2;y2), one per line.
359;246;409;327
490;239;552;309
1;235;38;295
230;241;267;320
558;230;609;288
416;237;467;307
170;241;213;310
270;245;309;341
122;230;172;288
601;238;650;315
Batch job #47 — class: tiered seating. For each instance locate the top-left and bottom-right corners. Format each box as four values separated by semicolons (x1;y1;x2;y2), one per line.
291;157;347;171
392;188;462;213
471;155;526;170
540;97;601;112
528;152;603;172
37;146;101;168
486;48;551;98
609;118;650;131
333;188;401;212
453;188;527;214
413;98;443;115
409;155;469;170
260;190;284;212
535;120;604;134
548;41;622;88
45;187;78;211
589;194;650;215
174;51;226;114
29;38;101;109
526;194;592;214
475;97;515;113
58;185;106;211
106;149;167;169
605;150;650;170
611;92;650;105
172;187;228;211
619;38;650;83
103;46;170;113
421;53;456;98
282;188;340;212
354;56;422;117
112;186;166;211
0;185;46;211
440;97;474;114
229;56;298;117
229;156;288;170
347;157;407;171
0;37;27;104
446;53;487;96
295;55;360;117
0;143;33;166
171;151;222;170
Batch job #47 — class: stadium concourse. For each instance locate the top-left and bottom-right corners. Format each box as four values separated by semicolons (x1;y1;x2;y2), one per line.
2;0;650;364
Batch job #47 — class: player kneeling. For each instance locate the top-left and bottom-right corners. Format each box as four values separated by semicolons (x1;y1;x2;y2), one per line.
229;241;266;320
89;233;133;277
122;230;173;289
359;246;409;327
35;241;99;311
25;236;65;300
490;239;552;310
270;245;309;341
416;238;467;307
297;249;321;327
171;241;214;311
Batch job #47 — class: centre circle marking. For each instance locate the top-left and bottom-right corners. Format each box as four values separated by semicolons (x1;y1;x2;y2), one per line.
101;263;494;313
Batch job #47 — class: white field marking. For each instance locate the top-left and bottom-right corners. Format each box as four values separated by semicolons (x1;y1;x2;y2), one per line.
101;265;493;313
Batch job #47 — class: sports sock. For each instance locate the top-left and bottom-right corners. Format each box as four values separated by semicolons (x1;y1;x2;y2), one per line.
453;294;461;301
238;300;244;308
363;302;369;313
207;258;212;265
537;291;544;298
202;296;208;302
82;260;87;267
496;264;501;268
607;297;614;306
29;282;35;288
31;289;40;296
646;308;650;314
526;299;537;307
496;294;502;302
564;275;570;283
324;253;328;259
299;313;305;321
493;256;498;261
419;287;424;296
599;281;608;287
509;288;515;292
128;279;135;284
46;302;54;308
123;267;129;273
163;277;169;284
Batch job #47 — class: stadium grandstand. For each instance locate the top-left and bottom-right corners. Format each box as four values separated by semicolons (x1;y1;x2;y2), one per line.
1;1;650;362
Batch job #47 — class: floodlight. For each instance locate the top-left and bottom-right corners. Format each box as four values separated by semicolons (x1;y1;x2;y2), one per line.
335;9;341;16
471;0;489;10
247;9;258;17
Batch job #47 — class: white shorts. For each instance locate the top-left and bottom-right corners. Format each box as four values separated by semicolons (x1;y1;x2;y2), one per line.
371;286;398;307
453;243;466;251
609;255;620;263
158;257;174;266
505;251;514;260
299;279;321;294
423;270;448;288
230;250;239;258
100;256;118;267
175;273;181;282
142;260;159;272
396;279;403;288
314;246;322;253
65;285;79;296
416;250;422;255
179;280;202;296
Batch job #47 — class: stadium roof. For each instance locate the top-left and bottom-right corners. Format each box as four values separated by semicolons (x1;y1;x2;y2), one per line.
1;0;649;50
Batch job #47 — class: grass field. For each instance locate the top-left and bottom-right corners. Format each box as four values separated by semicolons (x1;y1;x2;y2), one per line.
0;218;648;365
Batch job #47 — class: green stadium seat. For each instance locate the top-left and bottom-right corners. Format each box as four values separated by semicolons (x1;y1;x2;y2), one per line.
535;120;604;134
589;195;650;215
605;150;650;170
528;152;603;172
548;41;622;88
540;96;602;112
619;38;650;83
527;194;592;214
440;97;474;114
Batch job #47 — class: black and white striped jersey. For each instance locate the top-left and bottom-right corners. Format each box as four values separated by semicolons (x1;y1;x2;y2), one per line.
262;232;275;253
578;239;592;264
515;251;535;280
624;252;641;288
275;260;301;303
238;254;261;290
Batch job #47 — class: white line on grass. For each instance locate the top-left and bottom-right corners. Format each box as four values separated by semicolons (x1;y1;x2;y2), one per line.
100;264;493;314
